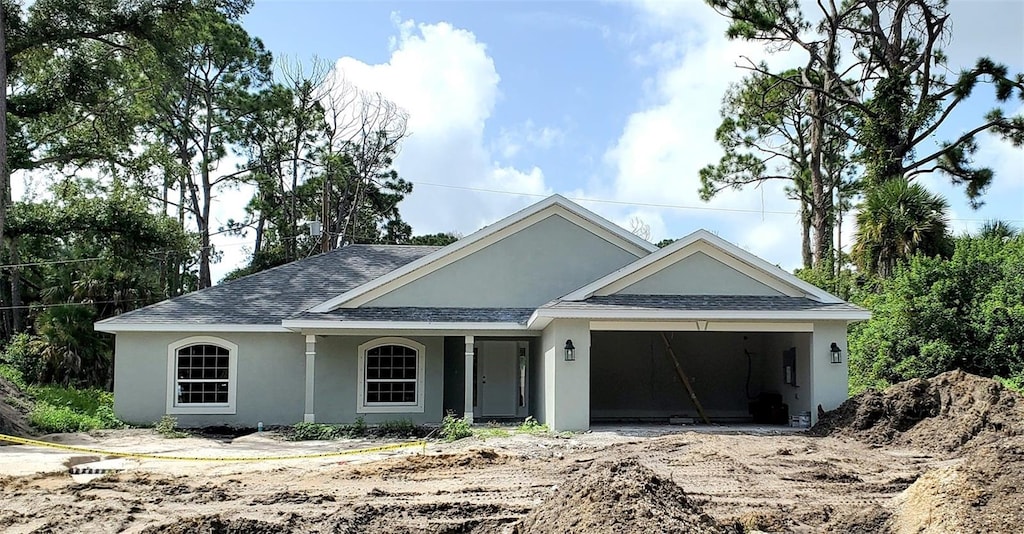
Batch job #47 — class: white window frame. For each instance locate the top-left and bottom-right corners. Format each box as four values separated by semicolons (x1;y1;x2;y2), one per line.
357;337;425;414
166;336;238;415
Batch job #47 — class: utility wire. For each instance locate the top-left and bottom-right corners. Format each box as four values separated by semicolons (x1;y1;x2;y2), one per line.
409;180;1024;224
0;299;148;311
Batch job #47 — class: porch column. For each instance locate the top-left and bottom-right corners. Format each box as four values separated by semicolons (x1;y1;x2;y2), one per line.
304;334;316;423
464;335;474;423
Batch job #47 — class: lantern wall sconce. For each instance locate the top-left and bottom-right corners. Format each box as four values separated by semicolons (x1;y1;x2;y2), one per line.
830;342;842;364
564;339;576;361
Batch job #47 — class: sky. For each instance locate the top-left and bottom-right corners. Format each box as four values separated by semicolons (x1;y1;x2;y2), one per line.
19;0;1024;283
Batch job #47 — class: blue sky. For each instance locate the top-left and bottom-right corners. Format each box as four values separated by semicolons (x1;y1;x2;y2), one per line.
65;1;1024;281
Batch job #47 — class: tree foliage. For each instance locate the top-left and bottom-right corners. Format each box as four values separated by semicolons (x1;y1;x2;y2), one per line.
705;0;1024;270
4;181;193;386
848;232;1024;392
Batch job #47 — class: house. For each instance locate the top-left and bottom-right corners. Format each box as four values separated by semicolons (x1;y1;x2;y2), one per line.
95;195;870;431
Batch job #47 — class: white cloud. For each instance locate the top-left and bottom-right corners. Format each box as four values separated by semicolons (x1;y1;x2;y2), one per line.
329;17;552;236
591;1;808;268
495;120;565;159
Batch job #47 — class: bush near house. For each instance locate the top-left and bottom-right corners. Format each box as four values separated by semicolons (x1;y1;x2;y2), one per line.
287;418;426;441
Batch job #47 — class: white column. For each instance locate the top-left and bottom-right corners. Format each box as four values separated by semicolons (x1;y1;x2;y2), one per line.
304;335;316;423
464;335;475;423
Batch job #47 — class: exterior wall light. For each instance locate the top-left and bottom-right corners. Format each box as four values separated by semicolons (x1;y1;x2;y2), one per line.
830;342;842;364
564;339;576;361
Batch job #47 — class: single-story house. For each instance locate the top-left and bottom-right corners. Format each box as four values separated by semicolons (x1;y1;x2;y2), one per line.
96;195;870;431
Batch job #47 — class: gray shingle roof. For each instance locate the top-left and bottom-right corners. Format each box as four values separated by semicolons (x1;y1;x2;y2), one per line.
101;245;440;325
546;294;866;313
289;308;536;325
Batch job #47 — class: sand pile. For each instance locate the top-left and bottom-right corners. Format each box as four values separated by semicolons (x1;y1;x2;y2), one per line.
0;377;33;438
888;435;1024;532
812;370;1023;453
515;458;736;534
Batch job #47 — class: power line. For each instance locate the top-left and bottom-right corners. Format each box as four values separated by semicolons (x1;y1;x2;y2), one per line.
409;180;1024;224
0;299;147;311
0;257;102;269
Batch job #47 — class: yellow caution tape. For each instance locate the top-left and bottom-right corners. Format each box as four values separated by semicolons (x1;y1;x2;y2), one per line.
0;433;427;462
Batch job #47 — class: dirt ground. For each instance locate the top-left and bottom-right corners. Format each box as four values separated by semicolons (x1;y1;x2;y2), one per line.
0;370;1021;533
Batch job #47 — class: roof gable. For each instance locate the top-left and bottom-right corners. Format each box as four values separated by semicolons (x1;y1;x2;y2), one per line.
308;195;657;312
561;229;844;303
616;250;785;296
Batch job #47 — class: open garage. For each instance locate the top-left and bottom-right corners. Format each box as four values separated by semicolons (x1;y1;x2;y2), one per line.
590;329;813;424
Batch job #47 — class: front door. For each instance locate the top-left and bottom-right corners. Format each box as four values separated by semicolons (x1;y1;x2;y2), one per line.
477;340;518;417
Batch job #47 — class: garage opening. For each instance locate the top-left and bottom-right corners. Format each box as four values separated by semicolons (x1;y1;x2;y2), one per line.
590;330;812;424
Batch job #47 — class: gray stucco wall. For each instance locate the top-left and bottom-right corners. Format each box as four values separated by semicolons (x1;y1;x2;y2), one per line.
366;214;640;308
114;332;306;427
312;335;444;425
618;252;783;296
113;332;446;427
590;331;807;421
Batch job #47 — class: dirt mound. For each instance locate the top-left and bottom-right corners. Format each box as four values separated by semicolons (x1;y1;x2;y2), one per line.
812;370;1024;453
515;458;736;533
0;377;33;438
141;515;285;533
890;435;1024;532
349;448;510;477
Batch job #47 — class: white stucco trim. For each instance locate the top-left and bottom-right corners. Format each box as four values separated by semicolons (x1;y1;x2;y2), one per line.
589;321;815;332
95;323;290;333
528;307;871;328
307;195;656;312
282;320;532;331
165;336;239;415
356;337;426;414
560;229;844;303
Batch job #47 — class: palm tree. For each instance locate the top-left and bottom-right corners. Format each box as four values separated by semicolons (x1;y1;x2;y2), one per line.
978;220;1019;241
853;178;953;278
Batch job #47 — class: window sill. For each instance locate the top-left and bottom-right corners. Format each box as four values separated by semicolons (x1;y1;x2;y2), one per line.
356;404;425;414
166;405;237;415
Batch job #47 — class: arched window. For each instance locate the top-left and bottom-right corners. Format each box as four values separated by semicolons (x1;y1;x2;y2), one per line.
166;337;238;415
357;338;425;413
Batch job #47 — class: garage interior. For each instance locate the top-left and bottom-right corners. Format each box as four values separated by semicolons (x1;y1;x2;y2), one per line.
590;330;812;424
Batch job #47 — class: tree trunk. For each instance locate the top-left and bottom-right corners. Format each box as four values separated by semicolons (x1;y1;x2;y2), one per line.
809;90;830;269
800;199;812;269
0;4;9;332
198;178;212;288
9;238;22;332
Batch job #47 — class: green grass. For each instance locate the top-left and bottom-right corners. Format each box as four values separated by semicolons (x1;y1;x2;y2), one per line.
24;385;123;434
473;422;509;438
997;374;1024;394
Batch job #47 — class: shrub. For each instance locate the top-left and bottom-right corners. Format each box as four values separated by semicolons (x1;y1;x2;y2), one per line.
376;419;419;437
155;415;188;438
2;333;44;384
0;363;27;390
516;416;548;433
440;411;472;442
289;422;343;441
343;416;367;437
